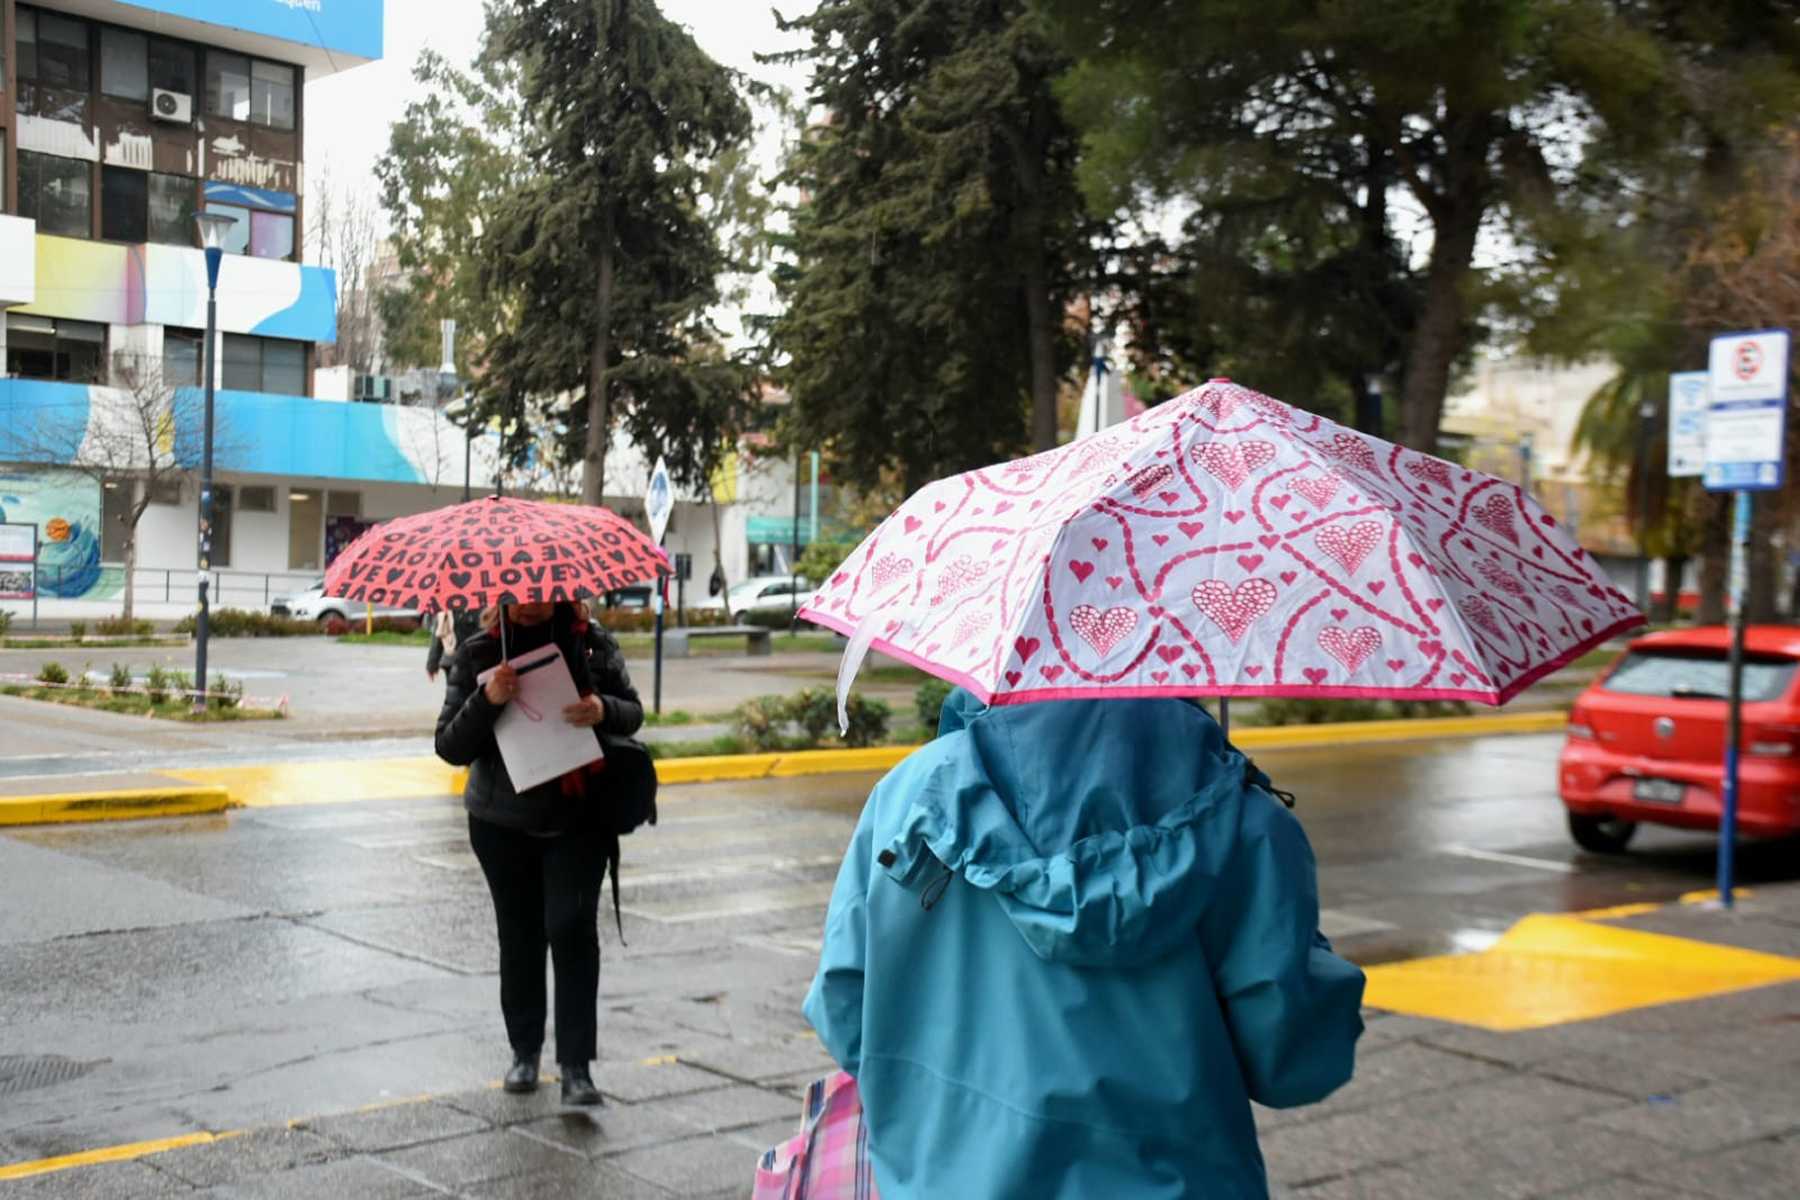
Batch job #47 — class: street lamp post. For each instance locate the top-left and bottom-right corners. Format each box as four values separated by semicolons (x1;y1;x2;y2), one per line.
192;211;236;712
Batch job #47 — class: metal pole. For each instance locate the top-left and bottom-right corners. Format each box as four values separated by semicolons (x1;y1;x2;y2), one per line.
463;420;472;503
1719;490;1752;909
808;451;820;547
1219;696;1230;740
652;565;665;717
1634;400;1655;612
193;263;219;712
799;453;806;629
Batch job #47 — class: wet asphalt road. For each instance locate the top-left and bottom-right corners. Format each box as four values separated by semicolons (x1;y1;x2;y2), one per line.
2;733;1797;1169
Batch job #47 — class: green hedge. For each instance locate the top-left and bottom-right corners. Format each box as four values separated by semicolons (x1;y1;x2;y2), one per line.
174;609;319;638
732;688;892;750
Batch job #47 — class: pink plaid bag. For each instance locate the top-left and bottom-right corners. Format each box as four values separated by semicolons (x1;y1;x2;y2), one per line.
752;1071;882;1200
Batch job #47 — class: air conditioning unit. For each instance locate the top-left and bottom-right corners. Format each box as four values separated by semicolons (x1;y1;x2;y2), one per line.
151;89;193;124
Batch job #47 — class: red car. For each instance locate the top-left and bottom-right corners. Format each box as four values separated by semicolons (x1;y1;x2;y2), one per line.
1560;626;1800;852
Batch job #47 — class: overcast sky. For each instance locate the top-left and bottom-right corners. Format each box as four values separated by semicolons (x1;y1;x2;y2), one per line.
302;2;811;201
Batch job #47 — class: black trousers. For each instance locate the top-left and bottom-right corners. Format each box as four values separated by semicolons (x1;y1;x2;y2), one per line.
468;816;612;1066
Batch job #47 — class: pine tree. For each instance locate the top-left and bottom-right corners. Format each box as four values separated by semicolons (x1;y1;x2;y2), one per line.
478;0;756;500
771;0;1101;494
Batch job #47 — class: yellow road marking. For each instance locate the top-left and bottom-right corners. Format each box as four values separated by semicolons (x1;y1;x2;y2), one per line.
170;759;462;808
1568;902;1663;920
1364;913;1800;1031
0;1131;225;1181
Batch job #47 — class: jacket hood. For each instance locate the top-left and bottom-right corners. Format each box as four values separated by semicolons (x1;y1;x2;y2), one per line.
878;688;1267;968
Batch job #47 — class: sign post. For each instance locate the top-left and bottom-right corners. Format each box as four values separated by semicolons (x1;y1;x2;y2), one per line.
1704;330;1790;910
645;458;674;717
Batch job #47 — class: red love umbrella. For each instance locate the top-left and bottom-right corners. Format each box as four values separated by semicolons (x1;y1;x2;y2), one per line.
802;379;1643;717
322;495;669;616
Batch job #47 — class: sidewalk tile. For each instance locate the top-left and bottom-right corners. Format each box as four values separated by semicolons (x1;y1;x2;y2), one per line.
1640;1137;1800;1200
149;1128;341;1189
513;1106;697;1158
648;1084;798;1134
439;1084;569;1127
461;1159;673;1199
297;1100;490;1152
0;1161;192;1198
1528;1049;1712;1100
1583;1083;1800;1152
678;1037;836;1083
1554;1179;1710;1199
194;1156;441;1199
594;1060;730;1104
377;1127;584;1188
608;1130;761;1194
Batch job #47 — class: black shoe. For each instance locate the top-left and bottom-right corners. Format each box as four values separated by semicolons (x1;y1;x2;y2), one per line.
503;1054;539;1094
560;1064;601;1107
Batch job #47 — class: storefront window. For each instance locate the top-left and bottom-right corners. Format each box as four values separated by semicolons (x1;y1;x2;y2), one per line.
252;60;296;131
250;210;295;260
4;315;106;382
102;166;148;242
148;174;196;245
204;202;251;254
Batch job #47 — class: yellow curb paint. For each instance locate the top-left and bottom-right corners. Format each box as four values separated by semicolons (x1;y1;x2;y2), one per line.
0;1131;223;1181
171;758;462;808
1231;709;1569;750
652;746;917;786
1679;888;1752;906
1363;913;1800;1031
1568;902;1664;921
640;1054;680;1066
0;786;232;827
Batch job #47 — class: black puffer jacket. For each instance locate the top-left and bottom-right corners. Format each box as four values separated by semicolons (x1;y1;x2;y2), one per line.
435;607;643;833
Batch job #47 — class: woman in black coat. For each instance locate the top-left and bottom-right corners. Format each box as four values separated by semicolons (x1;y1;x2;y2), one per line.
435;600;643;1105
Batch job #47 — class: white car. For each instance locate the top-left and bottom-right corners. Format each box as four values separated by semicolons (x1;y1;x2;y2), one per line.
707;575;811;623
271;580;421;626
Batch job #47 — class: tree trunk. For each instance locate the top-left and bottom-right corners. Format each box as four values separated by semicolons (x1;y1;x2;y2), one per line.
1747;495;1781;623
1654;554;1689;624
1397;206;1483;454
1024;252;1057;452
121;530;137;621
1696;492;1731;624
582;230;616;507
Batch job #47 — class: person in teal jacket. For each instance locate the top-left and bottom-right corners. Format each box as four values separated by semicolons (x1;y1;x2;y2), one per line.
804;689;1365;1198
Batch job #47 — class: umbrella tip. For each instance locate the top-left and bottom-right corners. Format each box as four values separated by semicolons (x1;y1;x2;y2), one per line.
1208;376;1232;384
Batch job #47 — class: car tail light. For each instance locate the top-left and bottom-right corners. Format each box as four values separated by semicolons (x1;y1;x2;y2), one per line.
1567;710;1595;741
1747;724;1800;757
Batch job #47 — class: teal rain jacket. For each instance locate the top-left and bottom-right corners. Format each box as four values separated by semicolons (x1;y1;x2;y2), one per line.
804;690;1364;1198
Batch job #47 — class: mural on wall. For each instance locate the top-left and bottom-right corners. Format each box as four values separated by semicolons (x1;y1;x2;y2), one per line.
18;236;338;344
0;470;117;601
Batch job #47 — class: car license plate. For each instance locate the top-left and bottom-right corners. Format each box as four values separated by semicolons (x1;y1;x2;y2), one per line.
1633;778;1686;805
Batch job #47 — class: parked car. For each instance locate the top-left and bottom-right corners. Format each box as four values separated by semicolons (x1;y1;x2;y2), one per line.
703;575;811;623
1559;626;1800;852
601;586;654;610
271;580;421;626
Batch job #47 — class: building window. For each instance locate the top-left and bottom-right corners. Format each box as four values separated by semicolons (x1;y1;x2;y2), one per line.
102;166;147;242
149;40;196;97
238;486;276;513
326;491;362;518
163;328;203;388
222;334;308;397
101;28;148;101
5;315;106;382
19;151;92;238
149;174;196;245
204;202;251;255
252;60;296;131
250;210;295;260
206;51;251;122
18;9;91;91
288;490;322;571
147;478;182;506
102;169;195;245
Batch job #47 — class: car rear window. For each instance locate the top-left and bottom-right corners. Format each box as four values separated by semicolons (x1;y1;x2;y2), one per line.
1602;649;1797;702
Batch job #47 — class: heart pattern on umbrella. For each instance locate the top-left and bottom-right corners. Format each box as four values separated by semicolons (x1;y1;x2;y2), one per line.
1069;604;1140;656
800;378;1643;706
1192;579;1277;643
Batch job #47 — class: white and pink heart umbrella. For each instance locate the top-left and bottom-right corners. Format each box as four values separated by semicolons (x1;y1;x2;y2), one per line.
800;379;1644;715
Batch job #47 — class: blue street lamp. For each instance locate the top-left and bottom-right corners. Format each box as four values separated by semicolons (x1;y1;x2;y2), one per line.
192;211;236;711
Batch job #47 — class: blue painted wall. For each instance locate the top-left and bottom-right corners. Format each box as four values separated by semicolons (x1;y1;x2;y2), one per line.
114;1;383;61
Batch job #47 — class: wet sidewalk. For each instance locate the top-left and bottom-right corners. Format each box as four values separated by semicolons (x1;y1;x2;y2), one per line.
8;886;1798;1198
